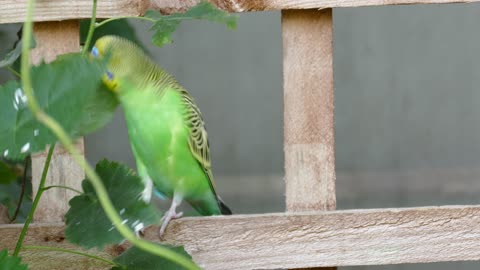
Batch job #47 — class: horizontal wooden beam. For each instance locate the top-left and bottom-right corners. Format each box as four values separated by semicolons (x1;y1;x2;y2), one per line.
1;0;144;24
0;223;114;270
1;0;479;24
2;205;480;269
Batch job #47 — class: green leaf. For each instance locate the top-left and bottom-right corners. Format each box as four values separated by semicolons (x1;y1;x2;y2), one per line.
0;53;117;159
0;161;18;184
80;19;146;51
65;160;161;249
0;249;29;270
0;161;32;223
111;245;193;270
0;28;6;40
76;83;119;135
0;41;22;69
0;36;36;69
145;1;237;47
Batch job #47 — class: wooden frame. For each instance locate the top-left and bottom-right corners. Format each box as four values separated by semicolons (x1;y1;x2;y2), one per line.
3;205;480;269
1;0;479;269
1;0;480;24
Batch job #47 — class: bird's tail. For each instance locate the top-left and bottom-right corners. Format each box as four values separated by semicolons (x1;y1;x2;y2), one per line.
217;196;232;215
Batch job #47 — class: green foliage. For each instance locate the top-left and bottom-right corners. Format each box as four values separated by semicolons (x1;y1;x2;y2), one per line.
0;53;117;159
112;245;192;270
0;28;6;40
0;36;35;69
0;159;31;223
145;1;237;47
0;2;235;269
0;157;31;223
80;19;146;51
0;41;22;69
0;180;32;223
0;249;29;270
76;83;119;135
0;161;18;184
65;160;161;249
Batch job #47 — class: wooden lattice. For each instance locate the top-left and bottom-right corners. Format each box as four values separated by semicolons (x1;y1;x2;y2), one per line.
1;1;478;269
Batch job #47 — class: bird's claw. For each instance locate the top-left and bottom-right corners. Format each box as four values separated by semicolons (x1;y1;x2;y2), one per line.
158;210;183;238
135;228;146;238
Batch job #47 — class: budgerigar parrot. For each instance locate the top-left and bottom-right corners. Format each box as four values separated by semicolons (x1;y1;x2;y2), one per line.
91;35;232;236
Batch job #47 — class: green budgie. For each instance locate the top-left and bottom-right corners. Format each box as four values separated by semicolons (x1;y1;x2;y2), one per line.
91;35;232;236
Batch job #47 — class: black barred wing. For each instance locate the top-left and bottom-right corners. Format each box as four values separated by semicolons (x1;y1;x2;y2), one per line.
180;90;218;196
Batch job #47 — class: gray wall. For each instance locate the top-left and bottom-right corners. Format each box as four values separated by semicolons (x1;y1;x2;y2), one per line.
335;4;480;171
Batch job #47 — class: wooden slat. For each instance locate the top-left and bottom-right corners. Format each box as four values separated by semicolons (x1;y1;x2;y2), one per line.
31;21;81;64
1;0;479;24
282;8;336;270
283;8;336;213
2;206;480;269
31;142;85;223
0;223;113;270
0;0;145;24
164;206;480;269
30;21;83;223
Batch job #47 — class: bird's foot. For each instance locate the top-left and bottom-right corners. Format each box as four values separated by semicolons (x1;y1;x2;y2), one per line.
158;209;183;238
135;228;145;238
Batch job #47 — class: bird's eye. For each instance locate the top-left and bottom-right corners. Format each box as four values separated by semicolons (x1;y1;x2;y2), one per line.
91;46;99;58
106;71;114;81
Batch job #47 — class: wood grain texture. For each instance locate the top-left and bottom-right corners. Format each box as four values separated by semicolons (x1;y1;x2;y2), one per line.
282;9;335;212
0;223;113;270
2;0;480;24
137;205;480;269
282;9;335;270
31;21;83;223
2;206;480;269
31;21;80;65
31;142;85;223
0;0;148;24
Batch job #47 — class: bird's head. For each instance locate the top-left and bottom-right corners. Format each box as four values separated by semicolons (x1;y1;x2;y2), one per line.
91;35;162;95
91;35;145;93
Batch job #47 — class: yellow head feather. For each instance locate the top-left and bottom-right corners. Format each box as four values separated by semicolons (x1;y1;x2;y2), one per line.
91;35;170;94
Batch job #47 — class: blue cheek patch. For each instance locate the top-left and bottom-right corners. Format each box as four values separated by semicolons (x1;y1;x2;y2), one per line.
106;71;114;81
91;46;99;58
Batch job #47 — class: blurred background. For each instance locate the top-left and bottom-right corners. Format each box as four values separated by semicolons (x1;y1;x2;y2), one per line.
2;3;480;269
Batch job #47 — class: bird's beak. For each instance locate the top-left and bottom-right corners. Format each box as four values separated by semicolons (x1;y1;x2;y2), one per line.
102;71;119;93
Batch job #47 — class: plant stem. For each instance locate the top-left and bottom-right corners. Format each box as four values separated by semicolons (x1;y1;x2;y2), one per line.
82;0;97;54
95;16;154;28
7;66;21;78
17;0;200;269
19;0;40;114
35;115;199;270
42;185;82;195
10;155;30;223
95;15;207;29
13;145;54;256
22;245;118;266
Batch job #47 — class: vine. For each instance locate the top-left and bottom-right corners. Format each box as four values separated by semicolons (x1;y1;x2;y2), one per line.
0;0;236;269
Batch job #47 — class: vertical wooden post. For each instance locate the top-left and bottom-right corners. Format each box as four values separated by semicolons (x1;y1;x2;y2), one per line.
30;21;84;223
282;8;336;270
